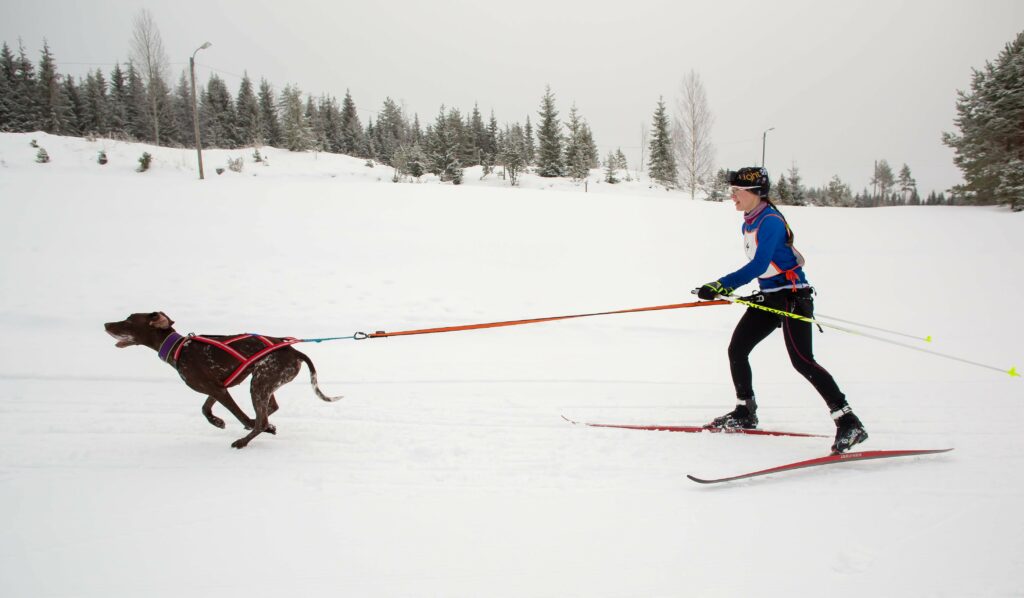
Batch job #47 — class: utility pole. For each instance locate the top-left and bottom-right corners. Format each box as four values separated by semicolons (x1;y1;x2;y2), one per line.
190;42;212;180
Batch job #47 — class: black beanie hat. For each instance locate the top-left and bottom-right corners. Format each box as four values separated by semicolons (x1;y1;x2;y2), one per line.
728;167;770;199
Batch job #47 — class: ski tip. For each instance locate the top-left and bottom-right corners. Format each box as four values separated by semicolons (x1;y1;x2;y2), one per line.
561;415;579;425
686;474;713;484
924;335;933;343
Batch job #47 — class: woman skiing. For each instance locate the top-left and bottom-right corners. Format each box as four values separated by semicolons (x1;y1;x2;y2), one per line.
695;166;867;454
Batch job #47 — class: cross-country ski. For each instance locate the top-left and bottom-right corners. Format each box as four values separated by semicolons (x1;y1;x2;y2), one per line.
687;448;954;484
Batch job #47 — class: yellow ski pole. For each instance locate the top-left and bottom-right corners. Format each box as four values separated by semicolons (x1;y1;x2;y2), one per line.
699;292;1019;378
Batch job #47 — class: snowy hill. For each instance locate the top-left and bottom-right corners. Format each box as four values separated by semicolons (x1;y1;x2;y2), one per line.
1;132;1022;597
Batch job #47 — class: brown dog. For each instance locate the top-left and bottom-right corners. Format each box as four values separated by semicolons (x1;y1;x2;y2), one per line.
104;312;341;448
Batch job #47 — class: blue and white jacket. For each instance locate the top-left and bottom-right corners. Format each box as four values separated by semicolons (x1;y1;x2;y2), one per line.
719;202;809;293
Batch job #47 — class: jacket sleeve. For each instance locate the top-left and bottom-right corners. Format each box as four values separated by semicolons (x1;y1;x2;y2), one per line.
718;216;787;291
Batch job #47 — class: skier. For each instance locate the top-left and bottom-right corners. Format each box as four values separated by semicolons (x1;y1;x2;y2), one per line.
695;166;868;453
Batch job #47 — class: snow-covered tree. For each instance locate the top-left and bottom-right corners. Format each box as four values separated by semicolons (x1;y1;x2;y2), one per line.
535;86;564;177
943;30;1024;210
257;78;280;147
339;89;364;157
564;104;590;180
235;73;260;147
647;97;677;188
870;160;895;204
37;41;69;134
278;84;314;152
499;122;528;186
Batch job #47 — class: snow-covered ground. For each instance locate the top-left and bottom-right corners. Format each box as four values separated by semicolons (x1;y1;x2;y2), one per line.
1;132;1022;597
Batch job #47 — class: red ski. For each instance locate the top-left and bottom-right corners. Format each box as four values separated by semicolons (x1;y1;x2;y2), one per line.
561;415;827;438
687;448;954;484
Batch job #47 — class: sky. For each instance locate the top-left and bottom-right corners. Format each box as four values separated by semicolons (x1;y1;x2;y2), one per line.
2;0;1022;195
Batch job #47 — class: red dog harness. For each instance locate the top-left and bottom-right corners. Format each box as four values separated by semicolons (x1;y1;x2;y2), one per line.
159;332;300;387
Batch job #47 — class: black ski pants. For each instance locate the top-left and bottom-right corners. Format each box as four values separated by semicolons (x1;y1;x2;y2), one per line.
727;289;848;413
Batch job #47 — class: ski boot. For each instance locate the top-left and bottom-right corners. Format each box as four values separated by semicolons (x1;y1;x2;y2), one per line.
831;407;868;454
704;398;758;430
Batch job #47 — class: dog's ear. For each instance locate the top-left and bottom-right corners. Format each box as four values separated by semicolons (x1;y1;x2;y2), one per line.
150;312;174;330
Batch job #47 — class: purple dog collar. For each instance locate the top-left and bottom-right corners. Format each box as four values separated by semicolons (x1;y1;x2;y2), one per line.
157;332;185;365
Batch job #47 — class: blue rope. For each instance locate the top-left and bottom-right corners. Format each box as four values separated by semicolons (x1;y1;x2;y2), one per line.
299;334;361;343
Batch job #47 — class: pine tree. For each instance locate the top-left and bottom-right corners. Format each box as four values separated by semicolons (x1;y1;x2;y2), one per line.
784;164;806;206
61;74;83;136
81;69;110;136
319;95;343;153
824;175;854;207
499;123;527;186
11;40;40;132
0;43;14;131
535;86;564;177
426;105;462;183
339;89;363;156
604;150;619;184
468;103;485;166
524;115;535;166
107;63;129;138
564;103;589;180
125;61;149;141
897;164;917;204
37;41;69;134
705;168;730;201
375;97;407;166
170;71;194;147
235;73;260;147
943;30;1024;210
647;97;677;188
870;160;895;205
201;74;237;148
775;174;791;204
257;79;280;147
305;95;324;151
277;84;314;152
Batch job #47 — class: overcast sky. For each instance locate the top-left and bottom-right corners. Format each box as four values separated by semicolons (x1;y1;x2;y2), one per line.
3;0;1022;194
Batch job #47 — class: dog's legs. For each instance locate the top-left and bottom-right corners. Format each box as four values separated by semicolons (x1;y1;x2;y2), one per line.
231;357;299;449
207;389;256;430
201;396;226;429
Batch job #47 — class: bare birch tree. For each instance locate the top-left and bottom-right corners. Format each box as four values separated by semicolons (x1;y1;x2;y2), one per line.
672;70;716;199
130;9;169;145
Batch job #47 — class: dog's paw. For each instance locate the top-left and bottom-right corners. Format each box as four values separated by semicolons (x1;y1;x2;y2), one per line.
265;423;277;435
231;438;249;449
207;416;226;429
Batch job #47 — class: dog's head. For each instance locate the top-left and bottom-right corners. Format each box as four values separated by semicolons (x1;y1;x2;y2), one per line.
104;312;176;349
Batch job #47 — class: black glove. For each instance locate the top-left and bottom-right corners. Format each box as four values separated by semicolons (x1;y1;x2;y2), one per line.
696;281;733;301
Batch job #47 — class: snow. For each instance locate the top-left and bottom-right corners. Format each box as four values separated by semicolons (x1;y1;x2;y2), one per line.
1;132;1022;597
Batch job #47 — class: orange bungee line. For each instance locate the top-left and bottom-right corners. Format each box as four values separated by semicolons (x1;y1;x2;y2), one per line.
350;299;731;340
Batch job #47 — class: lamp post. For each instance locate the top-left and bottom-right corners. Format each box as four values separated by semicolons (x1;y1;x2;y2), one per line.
761;127;775;168
190;42;212;180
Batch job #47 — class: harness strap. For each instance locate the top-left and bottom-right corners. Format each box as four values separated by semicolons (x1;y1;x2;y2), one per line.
169;333;301;387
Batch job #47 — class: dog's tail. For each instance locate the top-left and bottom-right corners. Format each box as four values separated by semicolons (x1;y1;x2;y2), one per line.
297;351;343;402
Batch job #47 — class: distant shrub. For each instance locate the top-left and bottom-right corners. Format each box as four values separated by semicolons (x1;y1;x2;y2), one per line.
97;151;108;165
365;159;375;168
252;148;263;163
137;152;152;172
35;148;50;163
227;157;244;173
215;167;225;175
30;139;38;148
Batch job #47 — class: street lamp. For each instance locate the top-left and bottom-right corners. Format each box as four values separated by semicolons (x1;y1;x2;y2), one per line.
190;41;212;180
761;127;775;168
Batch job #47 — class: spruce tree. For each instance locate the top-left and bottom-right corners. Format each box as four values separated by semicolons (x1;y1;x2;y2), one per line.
564;104;590;180
61;74;83;136
107;63;129;137
339;89;363;156
897;164;917;204
647;97;677;188
535;86;564;177
201;74;237;148
12;40;40;132
257;79;280;147
37;41;69;134
125;62;148;141
786;164;806;206
81;69;109;136
235;73;260;147
277;84;314;152
943;30;1024;210
524;115;535;166
170;72;194;147
0;43;14;131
